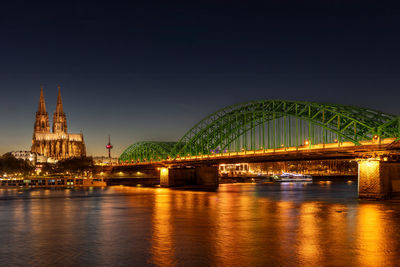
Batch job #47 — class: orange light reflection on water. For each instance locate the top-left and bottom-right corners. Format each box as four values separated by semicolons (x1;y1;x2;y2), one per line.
151;189;176;267
298;202;322;265
356;204;396;266
214;188;243;266
1;184;400;266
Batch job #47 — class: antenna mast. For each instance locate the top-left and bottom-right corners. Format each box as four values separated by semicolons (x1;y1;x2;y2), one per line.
106;135;113;163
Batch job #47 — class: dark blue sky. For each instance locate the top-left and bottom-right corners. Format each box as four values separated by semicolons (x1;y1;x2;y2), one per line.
1;0;400;156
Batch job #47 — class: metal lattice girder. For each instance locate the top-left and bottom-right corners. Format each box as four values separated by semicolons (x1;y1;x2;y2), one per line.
119;141;177;163
120;100;400;161
171;100;400;157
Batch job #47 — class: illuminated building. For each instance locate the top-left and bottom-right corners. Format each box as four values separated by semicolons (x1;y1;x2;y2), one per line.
10;151;37;163
93;156;119;165
31;85;86;160
10;151;52;164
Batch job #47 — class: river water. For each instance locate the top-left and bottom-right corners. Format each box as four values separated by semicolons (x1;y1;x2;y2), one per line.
0;182;400;266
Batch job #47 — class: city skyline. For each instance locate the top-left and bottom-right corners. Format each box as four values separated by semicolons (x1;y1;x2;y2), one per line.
2;82;399;157
1;1;400;156
2;2;400;266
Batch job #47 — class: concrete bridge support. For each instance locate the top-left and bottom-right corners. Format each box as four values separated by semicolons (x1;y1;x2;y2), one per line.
160;167;170;187
358;158;400;199
160;166;219;188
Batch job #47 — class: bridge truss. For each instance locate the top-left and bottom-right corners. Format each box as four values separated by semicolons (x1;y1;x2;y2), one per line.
119;100;400;163
119;141;177;163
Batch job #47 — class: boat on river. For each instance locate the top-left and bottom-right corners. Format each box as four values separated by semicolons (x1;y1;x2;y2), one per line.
0;176;106;188
272;172;313;182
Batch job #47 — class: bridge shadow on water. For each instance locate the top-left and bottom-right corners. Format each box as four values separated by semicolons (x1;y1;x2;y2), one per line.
162;179;360;204
248;182;359;204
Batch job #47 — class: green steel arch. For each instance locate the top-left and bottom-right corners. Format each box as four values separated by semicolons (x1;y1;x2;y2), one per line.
172;100;400;157
120;100;400;162
119;141;177;163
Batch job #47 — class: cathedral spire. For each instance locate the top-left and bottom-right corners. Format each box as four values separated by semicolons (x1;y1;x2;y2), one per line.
53;85;68;133
38;85;47;114
56;85;64;114
34;85;50;133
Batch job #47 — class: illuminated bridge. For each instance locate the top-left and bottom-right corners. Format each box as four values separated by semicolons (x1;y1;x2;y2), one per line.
117;100;400;199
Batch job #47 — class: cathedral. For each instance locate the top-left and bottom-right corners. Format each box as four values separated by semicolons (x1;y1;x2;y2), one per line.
31;86;86;160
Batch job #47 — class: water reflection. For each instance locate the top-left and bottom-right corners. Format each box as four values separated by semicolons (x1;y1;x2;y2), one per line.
356;204;398;266
151;189;175;266
298;202;322;265
0;183;399;266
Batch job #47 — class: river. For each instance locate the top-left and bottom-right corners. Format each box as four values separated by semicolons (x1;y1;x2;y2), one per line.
0;182;399;266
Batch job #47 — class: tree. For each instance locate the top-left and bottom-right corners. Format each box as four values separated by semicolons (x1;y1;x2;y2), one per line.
0;153;35;176
56;156;94;175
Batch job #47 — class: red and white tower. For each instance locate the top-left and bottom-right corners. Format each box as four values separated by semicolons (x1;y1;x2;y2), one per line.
106;135;113;161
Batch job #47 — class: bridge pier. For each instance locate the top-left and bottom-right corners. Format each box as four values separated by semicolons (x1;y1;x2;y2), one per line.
358;158;400;199
160;166;219;188
160;167;170;187
195;166;219;187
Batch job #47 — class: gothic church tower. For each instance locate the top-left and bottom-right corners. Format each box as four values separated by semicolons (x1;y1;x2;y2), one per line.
34;85;50;133
53;86;68;134
31;85;86;160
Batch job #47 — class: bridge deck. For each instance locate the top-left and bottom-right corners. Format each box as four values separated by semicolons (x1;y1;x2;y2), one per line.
117;139;400;167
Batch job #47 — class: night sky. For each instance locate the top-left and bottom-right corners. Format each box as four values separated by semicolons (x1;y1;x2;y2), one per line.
1;1;400;156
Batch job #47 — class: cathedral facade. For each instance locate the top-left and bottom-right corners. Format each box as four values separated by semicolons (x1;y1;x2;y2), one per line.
31;86;86;160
